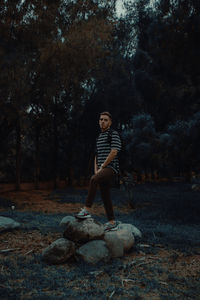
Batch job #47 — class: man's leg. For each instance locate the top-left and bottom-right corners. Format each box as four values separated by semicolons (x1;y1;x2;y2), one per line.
99;170;116;222
85;168;114;209
76;168;116;221
76;171;105;218
99;169;120;231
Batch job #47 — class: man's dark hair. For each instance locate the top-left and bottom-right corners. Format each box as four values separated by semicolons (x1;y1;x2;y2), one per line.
100;111;112;120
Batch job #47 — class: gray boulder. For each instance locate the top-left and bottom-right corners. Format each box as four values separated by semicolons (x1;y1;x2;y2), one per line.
0;216;20;232
104;228;135;252
76;240;110;264
42;238;75;264
60;215;75;227
118;223;142;238
116;229;135;251
62;216;104;242
104;231;124;257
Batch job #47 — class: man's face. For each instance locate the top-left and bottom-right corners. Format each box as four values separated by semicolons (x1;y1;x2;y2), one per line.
99;114;112;131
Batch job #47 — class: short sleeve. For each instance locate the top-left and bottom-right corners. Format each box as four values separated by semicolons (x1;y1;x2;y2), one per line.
111;131;121;152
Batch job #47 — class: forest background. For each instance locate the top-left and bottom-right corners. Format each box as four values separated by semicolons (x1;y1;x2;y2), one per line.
0;0;200;190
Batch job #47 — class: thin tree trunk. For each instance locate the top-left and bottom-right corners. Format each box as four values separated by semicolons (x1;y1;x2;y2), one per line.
151;169;155;181
53;98;58;189
69;167;75;186
185;168;192;183
15;118;21;191
34;127;40;190
145;169;149;182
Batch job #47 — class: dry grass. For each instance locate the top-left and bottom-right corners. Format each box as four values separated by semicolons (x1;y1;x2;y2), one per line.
0;185;200;299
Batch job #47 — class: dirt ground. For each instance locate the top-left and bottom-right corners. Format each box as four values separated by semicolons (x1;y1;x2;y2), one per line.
0;187;200;299
0;189;132;214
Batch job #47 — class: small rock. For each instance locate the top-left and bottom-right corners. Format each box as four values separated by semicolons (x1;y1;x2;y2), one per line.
76;240;110;264
192;184;200;191
89;270;103;276
42;238;75;264
59;215;75;227
0;216;20;232
62;217;104;242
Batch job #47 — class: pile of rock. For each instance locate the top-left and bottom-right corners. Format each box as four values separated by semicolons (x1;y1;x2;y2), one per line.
42;216;142;265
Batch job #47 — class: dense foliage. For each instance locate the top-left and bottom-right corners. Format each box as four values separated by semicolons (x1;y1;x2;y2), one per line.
0;0;200;188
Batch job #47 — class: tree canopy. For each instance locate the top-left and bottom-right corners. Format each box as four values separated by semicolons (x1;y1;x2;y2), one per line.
0;0;200;188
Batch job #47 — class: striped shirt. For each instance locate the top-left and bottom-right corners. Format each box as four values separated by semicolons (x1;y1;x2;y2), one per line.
96;128;121;173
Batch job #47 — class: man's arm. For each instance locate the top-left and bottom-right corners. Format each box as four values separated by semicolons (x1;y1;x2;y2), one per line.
98;149;118;172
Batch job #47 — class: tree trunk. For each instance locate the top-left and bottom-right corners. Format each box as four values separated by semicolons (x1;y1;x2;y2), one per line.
66;166;74;187
53;98;58;189
34;127;40;190
144;169;149;182
185;168;192;183
15;118;21;191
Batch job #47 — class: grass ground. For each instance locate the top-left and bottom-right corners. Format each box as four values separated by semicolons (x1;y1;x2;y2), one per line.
0;182;200;299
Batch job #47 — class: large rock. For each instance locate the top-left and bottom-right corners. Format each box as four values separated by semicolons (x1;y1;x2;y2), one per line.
62;216;104;243
118;223;142;239
104;228;135;252
42;238;75;264
104;232;124;257
116;229;135;251
0;216;20;232
76;240;110;264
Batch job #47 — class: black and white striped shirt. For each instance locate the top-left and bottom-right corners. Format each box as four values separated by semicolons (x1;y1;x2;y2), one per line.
96;128;121;173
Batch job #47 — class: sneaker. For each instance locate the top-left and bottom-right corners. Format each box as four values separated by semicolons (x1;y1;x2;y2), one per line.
75;208;92;219
104;221;120;232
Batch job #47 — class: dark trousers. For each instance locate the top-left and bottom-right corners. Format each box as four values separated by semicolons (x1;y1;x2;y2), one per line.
85;167;116;221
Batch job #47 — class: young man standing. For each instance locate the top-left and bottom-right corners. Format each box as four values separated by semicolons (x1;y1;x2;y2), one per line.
76;112;121;231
